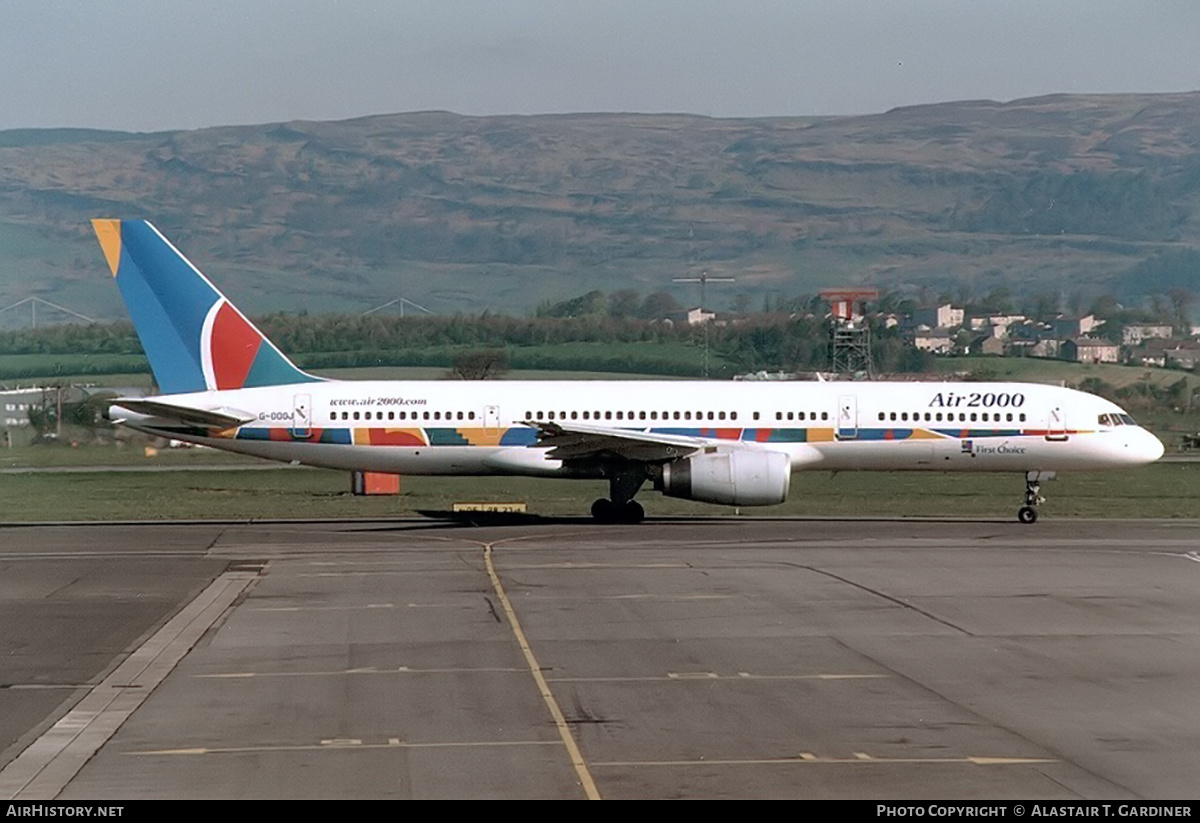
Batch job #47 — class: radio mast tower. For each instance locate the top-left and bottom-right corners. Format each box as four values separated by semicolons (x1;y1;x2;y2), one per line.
673;271;735;378
819;288;878;377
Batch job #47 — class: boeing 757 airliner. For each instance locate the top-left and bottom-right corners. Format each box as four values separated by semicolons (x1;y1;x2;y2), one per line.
92;220;1164;523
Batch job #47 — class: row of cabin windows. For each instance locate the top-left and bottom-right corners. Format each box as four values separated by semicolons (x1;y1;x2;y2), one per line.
775;411;830;421
878;410;1027;424
527;410;739;422
324;409;1048;426
525;410;833;423
331;410;476;422
326;408;841;424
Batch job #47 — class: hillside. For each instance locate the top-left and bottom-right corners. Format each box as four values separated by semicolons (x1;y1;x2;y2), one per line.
1;93;1199;325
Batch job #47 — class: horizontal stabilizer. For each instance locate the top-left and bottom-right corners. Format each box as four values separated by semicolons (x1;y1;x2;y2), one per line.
111;398;254;431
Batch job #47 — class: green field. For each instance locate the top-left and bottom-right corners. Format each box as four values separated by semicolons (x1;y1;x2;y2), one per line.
0;343;713;383
933;355;1200;392
1;461;1194;523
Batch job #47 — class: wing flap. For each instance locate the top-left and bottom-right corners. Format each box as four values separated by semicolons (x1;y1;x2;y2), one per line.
525;420;708;462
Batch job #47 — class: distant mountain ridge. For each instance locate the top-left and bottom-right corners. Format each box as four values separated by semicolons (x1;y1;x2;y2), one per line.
1;92;1199;325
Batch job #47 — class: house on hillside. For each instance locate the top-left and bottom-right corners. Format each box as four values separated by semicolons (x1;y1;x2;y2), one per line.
1062;337;1120;364
1121;324;1174;346
1132;339;1171;367
967;335;1006;356
968;314;1026;339
911;304;964;330
1164;344;1200;370
1006;320;1059;358
1053;314;1102;339
666;307;716;326
912;326;957;354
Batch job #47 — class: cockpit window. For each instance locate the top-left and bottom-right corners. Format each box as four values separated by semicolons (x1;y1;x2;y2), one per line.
1099;413;1138;427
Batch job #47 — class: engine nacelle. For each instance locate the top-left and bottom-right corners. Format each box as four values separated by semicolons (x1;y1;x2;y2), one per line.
656;449;791;506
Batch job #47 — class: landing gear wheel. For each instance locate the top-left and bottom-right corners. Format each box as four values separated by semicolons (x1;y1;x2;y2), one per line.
592;468;650;524
621;500;645;524
1018;470;1050;525
591;498;645;524
591;498;616;523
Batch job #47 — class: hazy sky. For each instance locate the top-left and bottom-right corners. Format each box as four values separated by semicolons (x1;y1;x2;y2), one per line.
3;0;1200;132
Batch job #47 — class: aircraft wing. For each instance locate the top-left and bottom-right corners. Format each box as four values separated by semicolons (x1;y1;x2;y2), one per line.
523;420;714;462
110;398;254;431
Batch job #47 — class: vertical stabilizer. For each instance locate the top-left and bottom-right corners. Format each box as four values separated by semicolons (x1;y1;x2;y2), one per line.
93;220;318;394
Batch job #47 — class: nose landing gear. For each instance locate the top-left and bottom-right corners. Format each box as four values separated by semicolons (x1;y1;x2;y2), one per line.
1017;470;1055;524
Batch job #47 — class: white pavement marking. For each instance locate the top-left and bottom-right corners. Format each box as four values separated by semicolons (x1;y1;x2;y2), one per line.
0;568;260;800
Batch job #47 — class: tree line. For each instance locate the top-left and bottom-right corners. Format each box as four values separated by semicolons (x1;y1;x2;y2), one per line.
4;282;1192;380
0;300;933;378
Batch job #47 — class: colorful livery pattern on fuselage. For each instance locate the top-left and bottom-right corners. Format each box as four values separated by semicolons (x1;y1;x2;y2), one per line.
128;378;1163;478
93;219;1165;521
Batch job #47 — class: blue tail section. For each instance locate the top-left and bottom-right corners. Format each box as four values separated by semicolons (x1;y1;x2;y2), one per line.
93;220;319;394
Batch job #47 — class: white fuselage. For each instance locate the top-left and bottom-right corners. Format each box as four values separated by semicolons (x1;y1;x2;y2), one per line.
118;378;1165;478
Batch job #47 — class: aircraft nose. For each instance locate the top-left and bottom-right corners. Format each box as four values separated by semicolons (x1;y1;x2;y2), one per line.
1127;428;1165;464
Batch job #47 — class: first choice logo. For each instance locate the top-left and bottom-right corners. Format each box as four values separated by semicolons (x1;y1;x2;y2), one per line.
929;391;1025;409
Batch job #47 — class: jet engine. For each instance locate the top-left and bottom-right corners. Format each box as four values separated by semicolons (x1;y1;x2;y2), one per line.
656;449;791;506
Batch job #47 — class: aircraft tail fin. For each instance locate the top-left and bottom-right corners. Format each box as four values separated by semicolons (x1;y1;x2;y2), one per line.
92;219;319;394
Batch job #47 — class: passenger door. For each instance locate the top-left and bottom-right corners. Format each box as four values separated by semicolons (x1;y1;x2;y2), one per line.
837;395;858;440
292;393;312;439
1046;404;1068;441
483;404;501;435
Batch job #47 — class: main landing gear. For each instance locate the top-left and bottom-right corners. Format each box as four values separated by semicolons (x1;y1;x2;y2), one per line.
1017;470;1055;524
591;470;646;524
